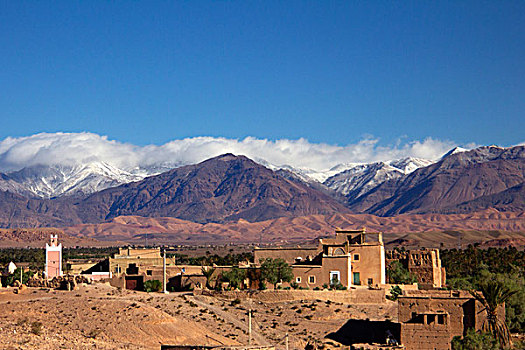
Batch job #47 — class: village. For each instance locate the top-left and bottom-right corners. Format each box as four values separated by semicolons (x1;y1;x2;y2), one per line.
0;228;517;350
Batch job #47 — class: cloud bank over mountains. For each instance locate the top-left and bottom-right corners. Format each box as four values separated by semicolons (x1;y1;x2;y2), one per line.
0;132;469;173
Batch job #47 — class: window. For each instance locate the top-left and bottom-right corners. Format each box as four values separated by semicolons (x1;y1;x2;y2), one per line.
309;276;315;284
296;277;301;283
410;312;424;324
146;270;152;276
427;314;436;325
367;278;373;285
115;267;121;273
126;263;139;275
438;314;446;325
330;271;340;285
353;254;360;261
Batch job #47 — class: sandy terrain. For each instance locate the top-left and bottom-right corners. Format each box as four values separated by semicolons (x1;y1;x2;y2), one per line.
0;284;396;349
0;284;236;349
61;209;525;247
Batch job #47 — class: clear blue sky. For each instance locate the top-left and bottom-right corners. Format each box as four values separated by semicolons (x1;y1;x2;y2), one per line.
0;1;524;146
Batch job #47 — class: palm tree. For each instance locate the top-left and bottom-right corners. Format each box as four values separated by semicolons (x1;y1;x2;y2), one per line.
201;266;216;289
470;280;517;347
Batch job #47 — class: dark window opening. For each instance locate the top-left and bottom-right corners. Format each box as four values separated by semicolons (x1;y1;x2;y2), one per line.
126;263;139;275
410;313;424;324
438;315;446;324
146;270;152;276
367;278;373;285
427;314;436;324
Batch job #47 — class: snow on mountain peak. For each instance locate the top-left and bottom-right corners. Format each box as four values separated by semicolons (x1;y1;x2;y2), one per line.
1;161;148;198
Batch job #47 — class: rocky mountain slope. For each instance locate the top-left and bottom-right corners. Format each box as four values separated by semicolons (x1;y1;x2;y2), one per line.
0;146;524;230
349;145;525;215
323;158;432;199
75;153;351;224
0;154;351;227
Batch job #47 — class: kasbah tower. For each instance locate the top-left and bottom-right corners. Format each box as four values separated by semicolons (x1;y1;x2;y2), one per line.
45;234;63;279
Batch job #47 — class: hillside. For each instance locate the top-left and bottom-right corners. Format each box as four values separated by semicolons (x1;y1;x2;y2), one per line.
349;146;525;215
0;154;350;227
62;210;525;247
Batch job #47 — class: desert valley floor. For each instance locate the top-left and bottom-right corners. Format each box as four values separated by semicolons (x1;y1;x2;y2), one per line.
0;283;396;350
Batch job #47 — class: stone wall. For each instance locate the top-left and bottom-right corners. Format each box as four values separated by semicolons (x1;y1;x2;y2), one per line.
202;288;386;304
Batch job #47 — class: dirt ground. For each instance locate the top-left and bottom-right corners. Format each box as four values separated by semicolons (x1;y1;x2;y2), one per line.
0;284;397;350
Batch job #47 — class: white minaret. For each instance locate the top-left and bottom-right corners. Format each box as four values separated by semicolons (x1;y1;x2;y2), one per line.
45;234;63;279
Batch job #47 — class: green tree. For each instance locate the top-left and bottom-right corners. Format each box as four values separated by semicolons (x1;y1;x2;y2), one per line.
470;280;517;347
386;261;417;284
260;258;293;288
5;268;34;286
143;279;162;292
222;267;246;289
451;328;500;350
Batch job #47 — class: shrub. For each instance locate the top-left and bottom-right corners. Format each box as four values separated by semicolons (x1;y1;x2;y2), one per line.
387;285;403;301
230;298;241;306
451;329;499;350
143;279;162;293
30;321;42;336
87;329;103;339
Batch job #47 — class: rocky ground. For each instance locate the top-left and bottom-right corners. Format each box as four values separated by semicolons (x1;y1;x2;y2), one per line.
0;284;397;349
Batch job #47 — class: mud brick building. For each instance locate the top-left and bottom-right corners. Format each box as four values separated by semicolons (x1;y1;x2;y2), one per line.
386;249;446;289
103;247;232;291
397;290;504;350
254;228;386;289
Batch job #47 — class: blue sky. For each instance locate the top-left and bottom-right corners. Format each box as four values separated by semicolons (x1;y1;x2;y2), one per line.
0;1;524;147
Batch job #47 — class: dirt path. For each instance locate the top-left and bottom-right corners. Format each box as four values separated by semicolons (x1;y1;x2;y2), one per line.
189;294;272;346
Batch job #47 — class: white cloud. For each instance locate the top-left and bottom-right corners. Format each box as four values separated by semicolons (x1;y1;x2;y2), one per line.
0;132;465;173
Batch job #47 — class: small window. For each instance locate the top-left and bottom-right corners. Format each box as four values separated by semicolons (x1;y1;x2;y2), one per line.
296;277;301;283
427;314;436;324
367;278;373;285
353;254;360;261
330;271;341;285
309;276;315;284
410;313;424;324
438;314;446;325
146;270;152;276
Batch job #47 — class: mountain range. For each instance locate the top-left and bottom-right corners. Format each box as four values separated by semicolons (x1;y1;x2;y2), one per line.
0;145;523;232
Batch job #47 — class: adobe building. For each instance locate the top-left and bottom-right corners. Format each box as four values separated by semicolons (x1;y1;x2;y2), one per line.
102;247;229;291
386;249;446;289
397;290;505;350
330;290;504;350
254;228;386;289
45;234;63;279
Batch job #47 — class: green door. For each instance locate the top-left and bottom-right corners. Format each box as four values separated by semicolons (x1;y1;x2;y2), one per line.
353;272;361;285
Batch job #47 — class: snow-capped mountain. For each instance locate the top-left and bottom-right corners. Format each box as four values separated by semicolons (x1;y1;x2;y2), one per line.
0;155;436;200
323;157;434;198
0;162;150;198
